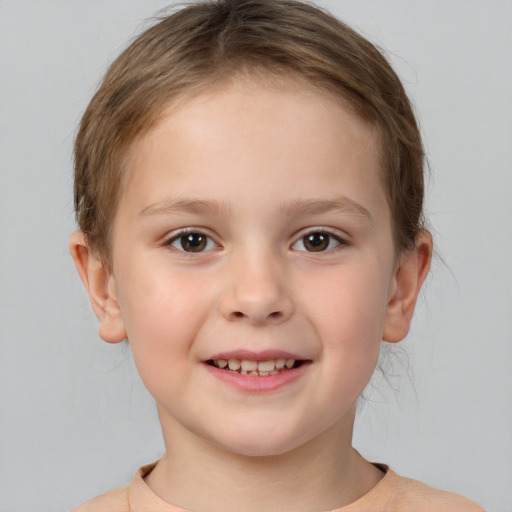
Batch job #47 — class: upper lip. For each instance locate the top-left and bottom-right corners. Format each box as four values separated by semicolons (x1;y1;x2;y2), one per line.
206;349;306;362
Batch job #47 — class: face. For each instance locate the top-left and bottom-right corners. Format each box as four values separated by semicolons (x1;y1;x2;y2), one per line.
107;81;400;457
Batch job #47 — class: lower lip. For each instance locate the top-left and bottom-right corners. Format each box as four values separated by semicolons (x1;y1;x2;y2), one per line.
203;362;310;393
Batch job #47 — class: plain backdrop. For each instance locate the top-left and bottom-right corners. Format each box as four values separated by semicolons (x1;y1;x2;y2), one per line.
1;1;511;511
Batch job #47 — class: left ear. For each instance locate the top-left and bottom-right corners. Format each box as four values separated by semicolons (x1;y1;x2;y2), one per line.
383;231;432;343
69;231;127;344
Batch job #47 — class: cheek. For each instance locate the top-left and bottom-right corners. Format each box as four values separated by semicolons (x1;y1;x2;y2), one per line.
306;264;391;381
312;265;390;335
114;260;210;385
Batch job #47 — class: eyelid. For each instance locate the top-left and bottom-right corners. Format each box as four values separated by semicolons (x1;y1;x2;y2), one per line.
291;227;349;252
164;227;220;252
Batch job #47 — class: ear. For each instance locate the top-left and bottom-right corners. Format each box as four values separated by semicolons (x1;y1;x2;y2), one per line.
383;231;432;343
69;231;127;344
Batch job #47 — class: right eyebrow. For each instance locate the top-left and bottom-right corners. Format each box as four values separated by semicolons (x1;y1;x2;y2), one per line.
280;197;374;225
138;197;231;218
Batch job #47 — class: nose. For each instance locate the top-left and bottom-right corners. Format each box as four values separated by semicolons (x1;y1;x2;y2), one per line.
219;251;294;325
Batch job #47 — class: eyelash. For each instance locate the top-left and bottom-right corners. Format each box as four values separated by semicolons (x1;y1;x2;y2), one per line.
292;229;347;253
164;228;347;254
165;229;219;254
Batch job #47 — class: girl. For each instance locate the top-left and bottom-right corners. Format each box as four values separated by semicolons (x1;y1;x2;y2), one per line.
69;1;484;510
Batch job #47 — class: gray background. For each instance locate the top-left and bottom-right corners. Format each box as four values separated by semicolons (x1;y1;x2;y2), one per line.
1;1;511;511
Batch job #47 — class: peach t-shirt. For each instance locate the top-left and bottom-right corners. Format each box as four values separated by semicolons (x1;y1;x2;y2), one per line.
72;461;484;511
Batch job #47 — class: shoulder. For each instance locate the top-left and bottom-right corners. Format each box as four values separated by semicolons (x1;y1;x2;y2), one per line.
342;465;485;512
388;471;485;511
70;485;129;512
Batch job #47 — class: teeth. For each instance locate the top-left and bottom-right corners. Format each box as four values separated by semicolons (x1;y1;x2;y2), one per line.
214;358;298;373
257;360;275;372
275;358;286;369
241;360;258;372
228;359;241;371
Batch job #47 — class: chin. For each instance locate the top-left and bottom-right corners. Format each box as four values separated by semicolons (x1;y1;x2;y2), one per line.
221;440;299;458
208;424;313;458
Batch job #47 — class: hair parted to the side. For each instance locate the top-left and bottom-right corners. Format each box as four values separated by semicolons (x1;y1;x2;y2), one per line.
74;0;426;269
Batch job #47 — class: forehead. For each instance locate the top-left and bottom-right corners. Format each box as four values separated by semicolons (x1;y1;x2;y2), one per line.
127;78;379;168
119;79;388;227
125;72;379;166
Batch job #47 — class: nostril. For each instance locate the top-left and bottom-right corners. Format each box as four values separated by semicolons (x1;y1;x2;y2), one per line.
230;310;281;321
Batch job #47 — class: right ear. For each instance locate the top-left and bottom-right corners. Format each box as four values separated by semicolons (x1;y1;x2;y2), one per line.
69;231;127;344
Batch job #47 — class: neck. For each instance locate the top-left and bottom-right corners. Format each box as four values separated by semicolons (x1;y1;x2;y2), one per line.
145;410;384;512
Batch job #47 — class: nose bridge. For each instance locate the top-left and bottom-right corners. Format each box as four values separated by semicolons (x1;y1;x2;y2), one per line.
220;243;293;325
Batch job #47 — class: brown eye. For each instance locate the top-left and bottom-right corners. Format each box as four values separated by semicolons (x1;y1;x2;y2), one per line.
181;233;206;252
169;232;217;253
293;231;343;252
303;233;329;251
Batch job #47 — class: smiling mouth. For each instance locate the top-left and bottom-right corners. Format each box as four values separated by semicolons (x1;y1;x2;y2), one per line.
206;358;306;376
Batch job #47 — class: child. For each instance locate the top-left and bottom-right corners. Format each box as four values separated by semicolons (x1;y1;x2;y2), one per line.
69;0;483;510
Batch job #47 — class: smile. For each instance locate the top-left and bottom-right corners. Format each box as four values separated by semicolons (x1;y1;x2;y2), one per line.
207;358;303;376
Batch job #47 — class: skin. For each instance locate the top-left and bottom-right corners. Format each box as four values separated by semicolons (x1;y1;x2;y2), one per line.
71;80;431;511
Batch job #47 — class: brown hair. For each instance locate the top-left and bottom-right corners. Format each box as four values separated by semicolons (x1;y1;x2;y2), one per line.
74;0;426;268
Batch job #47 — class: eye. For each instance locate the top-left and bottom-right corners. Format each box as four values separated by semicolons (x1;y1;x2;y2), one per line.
168;231;218;253
293;231;344;252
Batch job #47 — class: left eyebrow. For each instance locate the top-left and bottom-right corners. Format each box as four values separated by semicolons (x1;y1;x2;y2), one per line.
280;198;374;225
138;197;231;218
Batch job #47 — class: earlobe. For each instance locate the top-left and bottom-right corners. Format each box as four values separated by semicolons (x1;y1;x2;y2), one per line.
383;231;432;343
69;231;127;344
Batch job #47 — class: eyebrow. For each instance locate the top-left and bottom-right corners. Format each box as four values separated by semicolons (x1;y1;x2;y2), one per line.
139;196;373;224
139;197;231;218
280;198;373;224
